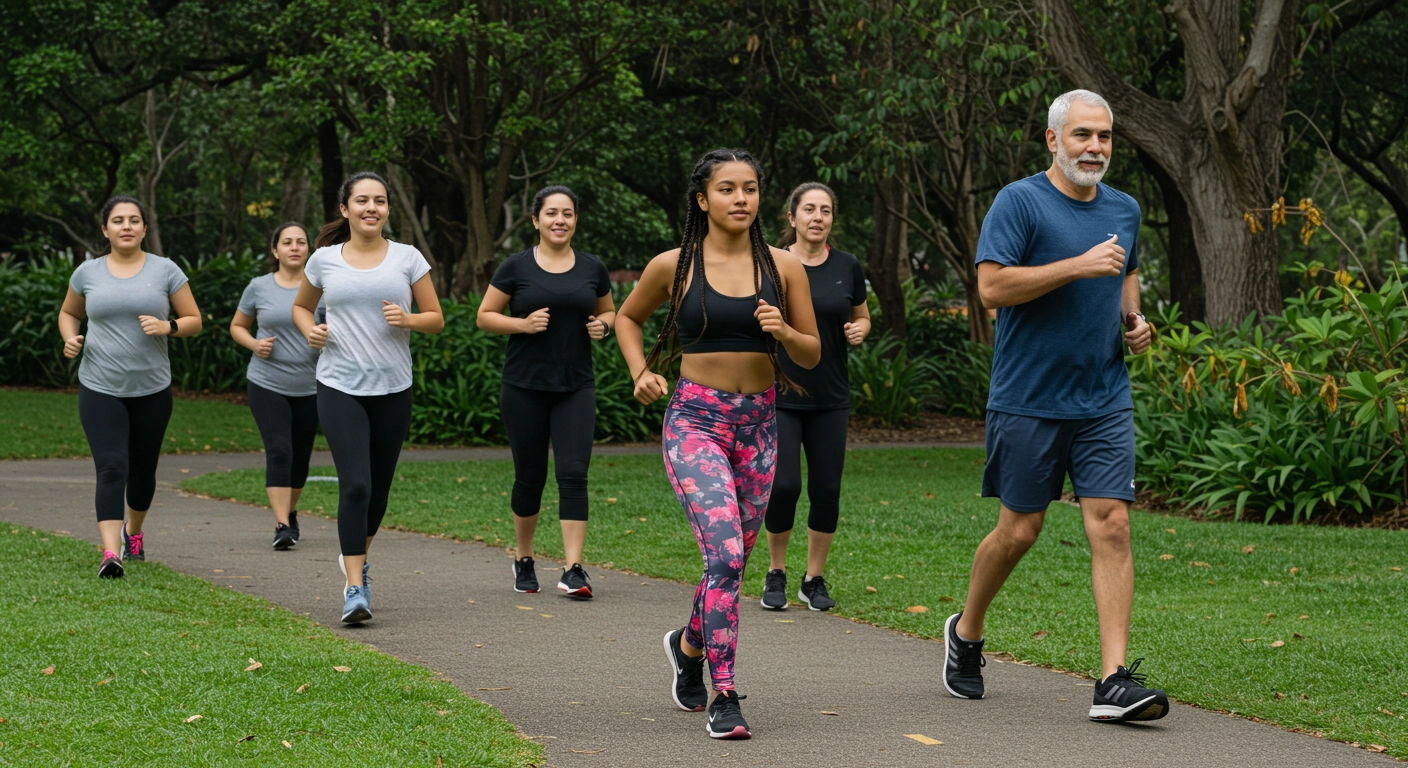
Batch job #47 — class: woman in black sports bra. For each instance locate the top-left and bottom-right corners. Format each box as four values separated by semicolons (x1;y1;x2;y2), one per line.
615;148;820;740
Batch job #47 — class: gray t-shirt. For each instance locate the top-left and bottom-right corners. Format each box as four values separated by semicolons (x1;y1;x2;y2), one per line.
69;253;190;397
304;241;432;396
236;273;325;397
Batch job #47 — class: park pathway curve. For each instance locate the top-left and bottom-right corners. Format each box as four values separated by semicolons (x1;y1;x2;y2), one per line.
1;449;1395;767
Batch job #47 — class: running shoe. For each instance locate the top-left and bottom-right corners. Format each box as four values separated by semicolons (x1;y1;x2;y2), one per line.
273;523;296;551
558;563;593;599
663;627;707;712
942;611;986;699
798;575;835;611
288;509;300;541
512;556;539;593
1089;659;1169;722
98;550;124;579
760;569;788;610
706;691;751;739
122;524;145;561
341;585;371;624
338;554;372;606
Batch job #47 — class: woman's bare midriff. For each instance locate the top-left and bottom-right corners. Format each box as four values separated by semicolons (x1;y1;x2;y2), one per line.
680;351;776;394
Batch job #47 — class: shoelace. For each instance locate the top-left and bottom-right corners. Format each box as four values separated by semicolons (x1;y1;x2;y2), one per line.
957;645;987;676
128;532;144;555
713;693;746;718
808;576;829;596
766;571;786;591
1112;657;1149;687
570;564;589;583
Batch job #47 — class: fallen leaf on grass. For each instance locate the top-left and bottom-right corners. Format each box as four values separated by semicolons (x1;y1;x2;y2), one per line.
937;595;956;602
42;666;54;675
96;678;111;685
1242;545;1255;553
1265;612;1276;619
905;606;928;614
606;498;617;503
1293;633;1305;639
478;687;512;691
905;734;943;745
821;711;840;716
865;586;878;593
1166;528;1176;534
295;684;309;693
1159;554;1174;560
1290;567;1300;574
184;715;203;723
1269;640;1285;648
245;659;262;672
1059;539;1076;547
1392;567;1403;572
1275;692;1286;699
879;500;890;506
1299;615;1309;620
236;734;255;743
332;666;351;673
1188;561;1210;567
638;517;647;522
282;740;292;749
1381;709;1396;717
1032;630;1049;640
1368;745;1389;753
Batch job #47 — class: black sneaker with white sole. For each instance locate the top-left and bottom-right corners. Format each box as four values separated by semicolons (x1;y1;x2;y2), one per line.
760;569;788;610
706;691;751;739
942;611;986;699
663;627;707;712
273;523;296;550
98;550;124;579
288;509;300;542
512;556;539;593
798;575;835;611
1090;659;1169;722
558;563;593;599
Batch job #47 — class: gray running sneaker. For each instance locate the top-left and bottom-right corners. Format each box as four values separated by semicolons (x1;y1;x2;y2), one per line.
942;611;986;699
341;585;371;624
798;575;835;611
1090;659;1169;722
760;569;788;610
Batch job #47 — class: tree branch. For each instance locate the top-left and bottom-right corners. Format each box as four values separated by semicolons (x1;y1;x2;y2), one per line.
1227;0;1290;111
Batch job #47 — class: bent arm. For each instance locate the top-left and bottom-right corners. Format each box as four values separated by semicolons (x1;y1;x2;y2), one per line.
293;281;324;341
59;288;85;341
773;249;821;369
230;310;260;352
977;259;1083;308
593;293;617;332
615;251;677;380
476;286;528;335
403;274;445;334
1121;269;1141;318
168;285;202;337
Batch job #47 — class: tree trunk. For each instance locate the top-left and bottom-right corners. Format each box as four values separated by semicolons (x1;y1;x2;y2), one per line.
866;173;910;342
1039;0;1296;326
280;162;311;224
1139;150;1204;323
317;118;343;223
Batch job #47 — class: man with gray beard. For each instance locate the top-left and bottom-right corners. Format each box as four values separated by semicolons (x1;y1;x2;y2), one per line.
940;89;1169;723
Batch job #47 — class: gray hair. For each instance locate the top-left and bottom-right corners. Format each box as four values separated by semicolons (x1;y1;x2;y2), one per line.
1047;89;1114;134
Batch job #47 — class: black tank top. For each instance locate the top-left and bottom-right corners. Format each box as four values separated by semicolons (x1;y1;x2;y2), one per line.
676;255;780;354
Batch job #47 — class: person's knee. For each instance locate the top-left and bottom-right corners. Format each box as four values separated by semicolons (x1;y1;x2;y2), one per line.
771;473;802;504
997;512;1044;551
1085;501;1131;547
342;479;372;508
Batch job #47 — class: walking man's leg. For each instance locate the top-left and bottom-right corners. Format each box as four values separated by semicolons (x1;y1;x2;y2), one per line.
1082;497;1132;680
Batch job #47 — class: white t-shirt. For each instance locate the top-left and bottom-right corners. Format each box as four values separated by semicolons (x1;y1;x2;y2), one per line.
303;241;432;396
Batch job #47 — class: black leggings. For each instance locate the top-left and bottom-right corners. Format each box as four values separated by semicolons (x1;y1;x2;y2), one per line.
248;382;319;489
500;383;594;521
765;407;849;535
316;383;413;556
78;385;173;523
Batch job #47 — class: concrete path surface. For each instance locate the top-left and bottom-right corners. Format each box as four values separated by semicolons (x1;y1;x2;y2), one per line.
1;450;1395;767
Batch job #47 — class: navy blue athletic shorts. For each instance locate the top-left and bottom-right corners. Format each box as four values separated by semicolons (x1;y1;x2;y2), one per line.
981;409;1136;513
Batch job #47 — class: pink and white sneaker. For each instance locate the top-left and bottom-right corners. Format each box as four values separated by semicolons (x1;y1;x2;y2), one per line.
98;550;124;579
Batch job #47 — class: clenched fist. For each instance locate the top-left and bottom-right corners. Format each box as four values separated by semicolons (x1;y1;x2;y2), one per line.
1073;234;1126;279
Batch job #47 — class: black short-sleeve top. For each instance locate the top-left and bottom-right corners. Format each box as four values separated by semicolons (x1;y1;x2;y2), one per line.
489;248;612;392
778;248;867;410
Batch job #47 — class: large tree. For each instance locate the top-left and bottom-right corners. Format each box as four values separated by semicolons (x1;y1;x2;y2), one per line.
1039;0;1302;325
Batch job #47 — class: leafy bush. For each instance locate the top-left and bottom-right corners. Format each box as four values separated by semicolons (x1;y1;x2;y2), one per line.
847;334;945;424
1133;265;1408;522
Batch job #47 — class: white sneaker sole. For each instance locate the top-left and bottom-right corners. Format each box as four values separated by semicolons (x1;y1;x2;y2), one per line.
759;594;789;610
512;563;538;593
557;581;592;599
1089;695;1165;722
796;587;832;611
942;613;984;699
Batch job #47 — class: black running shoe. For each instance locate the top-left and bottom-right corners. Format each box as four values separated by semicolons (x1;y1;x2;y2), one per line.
98;550;124;579
273;523;296;550
288;509;300;542
663;627;707;712
798;575;835;611
558;563;593;599
760;569;788;610
706;691;751;739
942;611;986;699
512;556;539;593
1090;659;1169;722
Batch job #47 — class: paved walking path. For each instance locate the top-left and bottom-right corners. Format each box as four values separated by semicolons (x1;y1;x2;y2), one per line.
1;449;1394;767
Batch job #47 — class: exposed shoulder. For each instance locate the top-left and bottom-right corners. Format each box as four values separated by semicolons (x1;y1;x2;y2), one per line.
769;246;808;283
644;248;682;274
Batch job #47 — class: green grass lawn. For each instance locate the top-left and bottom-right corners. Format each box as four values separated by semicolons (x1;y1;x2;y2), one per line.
185;447;1408;756
0;389;328;459
0;523;541;766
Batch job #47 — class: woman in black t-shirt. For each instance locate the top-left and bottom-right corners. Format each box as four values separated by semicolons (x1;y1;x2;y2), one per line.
761;182;871;613
477;185;616;599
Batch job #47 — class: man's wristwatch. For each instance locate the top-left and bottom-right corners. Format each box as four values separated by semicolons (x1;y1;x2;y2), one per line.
168;319;179;337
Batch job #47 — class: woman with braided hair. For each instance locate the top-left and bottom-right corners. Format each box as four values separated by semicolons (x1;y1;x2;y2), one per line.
616;149;820;739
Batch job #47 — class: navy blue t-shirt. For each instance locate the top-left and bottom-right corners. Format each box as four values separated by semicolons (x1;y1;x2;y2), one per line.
976;172;1140;419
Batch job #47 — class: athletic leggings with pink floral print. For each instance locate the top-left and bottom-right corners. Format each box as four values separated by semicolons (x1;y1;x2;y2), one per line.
663;378;777;693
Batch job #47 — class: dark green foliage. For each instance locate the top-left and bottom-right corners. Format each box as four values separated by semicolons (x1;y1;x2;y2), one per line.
169;253;271;392
0;255;75;387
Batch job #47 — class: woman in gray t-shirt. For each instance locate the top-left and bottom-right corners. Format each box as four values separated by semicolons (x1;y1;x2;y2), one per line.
231;221;323;551
292;171;444;625
58;195;205;579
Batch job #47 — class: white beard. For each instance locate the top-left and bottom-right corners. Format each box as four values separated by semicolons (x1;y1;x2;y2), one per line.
1056;146;1108;187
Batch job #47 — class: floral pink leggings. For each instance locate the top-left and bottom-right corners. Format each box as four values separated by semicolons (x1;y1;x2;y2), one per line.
663;378;777;692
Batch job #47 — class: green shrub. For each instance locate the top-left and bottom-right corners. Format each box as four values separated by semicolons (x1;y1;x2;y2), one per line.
0;254;75;387
1133;265;1408;522
847;334;944;425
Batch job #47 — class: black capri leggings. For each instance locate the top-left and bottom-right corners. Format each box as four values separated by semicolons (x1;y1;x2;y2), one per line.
500;382;595;521
248;382;319;489
316;382;413;557
78;384;173;523
765;407;849;535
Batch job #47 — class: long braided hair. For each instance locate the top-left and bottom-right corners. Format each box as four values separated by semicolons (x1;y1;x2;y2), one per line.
642;148;802;394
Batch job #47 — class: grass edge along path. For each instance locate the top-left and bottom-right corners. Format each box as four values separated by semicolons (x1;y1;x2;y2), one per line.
183;448;1408;759
0;522;542;767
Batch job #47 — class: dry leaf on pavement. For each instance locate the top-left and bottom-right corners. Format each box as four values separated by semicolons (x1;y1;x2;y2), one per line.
904;734;943;745
478;687;512;691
